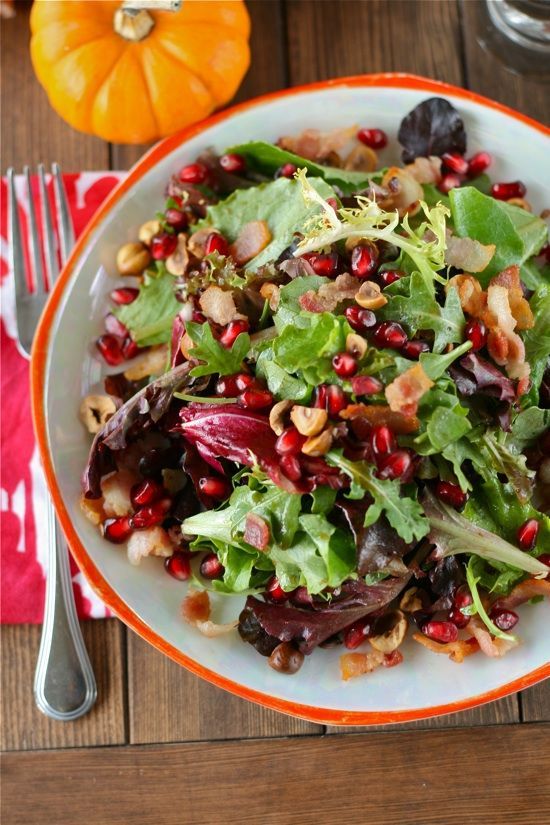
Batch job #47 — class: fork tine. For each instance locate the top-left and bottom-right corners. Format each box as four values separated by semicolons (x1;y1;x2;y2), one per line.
38;164;59;288
52;163;75;267
7;168;27;302
23;165;46;295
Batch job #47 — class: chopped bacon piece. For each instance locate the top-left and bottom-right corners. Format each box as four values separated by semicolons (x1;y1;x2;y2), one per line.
278;125;357;163
492;578;550;611
229;220;272;266
127;526;174;566
181;590;238;638
385;364;434;416
244;513;271;551
486;284;529;380
340;404;420;435
445;234;495;273
340;649;385;681
299;273;359;313
405;155;442;184
380;167;423;216
490;265;534;330
447;274;486;317
466;617;519;658
199;286;245;326
412;633;479;663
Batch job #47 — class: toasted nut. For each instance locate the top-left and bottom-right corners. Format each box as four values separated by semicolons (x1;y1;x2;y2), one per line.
346;332;367;359
180;331;194;360
79;494;105;525
187;227;214;259
399;587;424;613
369;611;408;653
507;197;532;211
124;344;168;381
541;208;550;220
344;144;377;173
269;399;293;435
116;242;151;276
138;219;161;247
79;394;117;434
301;428;333;456
290;405;328;436
166;233;189;276
355;280;387;310
260;282;280;311
381;167;423;216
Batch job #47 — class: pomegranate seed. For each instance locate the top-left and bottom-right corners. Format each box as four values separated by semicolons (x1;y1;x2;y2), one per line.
204;232;229;256
179;162;208;184
326;384;348;417
422;621;458;643
383;650;404;668
489;608;519;632
304;252;339;277
122;337;140;360
280;454;302;481
371;425;396;456
275;427;305;456
165;551;191;581
151;232;178;260
238;388;273;410
467;151;492;177
401;340;430;359
449;608;469;629
275;163;297;179
219;152;246;174
453;586;473;610
350;244;378;279
131;478;164;508
491;181;526;200
333;352;358;378
517;518;539;550
219;319;249;348
357;128;388;149
441;152;469;175
200;552;225;580
351;375;383;396
131;498;171;529
96;334;125;366
377;450;412;480
313;384;328;409
102;516;133;543
192;310;207;323
343;617;373;649
377;269;403;289
104;312;128;338
464;319;487;351
110;287;139;305
345;305;377;332
216;373;253;396
435;480;468;510
164;207;188;231
438;173;462;194
373;321;407;350
326;197;339;210
265;575;287;602
198;476;230;500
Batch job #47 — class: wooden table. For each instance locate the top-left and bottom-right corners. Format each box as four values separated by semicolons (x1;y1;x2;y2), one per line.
1;2;549;823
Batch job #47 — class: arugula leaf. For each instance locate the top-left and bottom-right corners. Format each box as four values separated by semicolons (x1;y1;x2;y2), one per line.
475;429;535;504
185;320;250;377
417;340;472;380
466;556;516;642
196;176;335;270
521;258;550;290
449;187;548;284
255;351;311;402
226;140;373;195
522;285;550;398
509;407;550;452
380;272;464;352
326;450;429;543
115;264;180;346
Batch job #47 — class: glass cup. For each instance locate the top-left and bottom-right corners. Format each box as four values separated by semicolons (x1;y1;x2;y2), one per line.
481;0;550;75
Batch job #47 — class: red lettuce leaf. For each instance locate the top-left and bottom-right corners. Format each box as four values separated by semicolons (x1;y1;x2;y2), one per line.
398;97;466;164
337;501;414;576
450;353;516;402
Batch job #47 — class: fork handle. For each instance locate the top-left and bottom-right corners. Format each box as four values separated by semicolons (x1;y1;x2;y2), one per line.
34;498;97;721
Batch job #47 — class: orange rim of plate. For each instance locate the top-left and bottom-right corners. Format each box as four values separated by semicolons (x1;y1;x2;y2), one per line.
31;73;550;725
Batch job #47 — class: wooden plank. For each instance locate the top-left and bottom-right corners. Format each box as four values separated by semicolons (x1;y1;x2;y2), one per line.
127;631;320;742
521;680;550;722
285;0;464;86
460;0;550;122
1;621;127;751
2;724;549;825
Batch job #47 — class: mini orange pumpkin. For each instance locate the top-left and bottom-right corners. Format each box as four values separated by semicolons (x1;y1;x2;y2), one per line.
30;0;251;144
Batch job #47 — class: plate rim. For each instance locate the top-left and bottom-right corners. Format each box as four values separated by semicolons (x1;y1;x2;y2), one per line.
31;72;550;725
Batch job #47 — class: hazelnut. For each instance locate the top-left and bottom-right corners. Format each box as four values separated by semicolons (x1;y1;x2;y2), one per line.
138;219;161;247
290;405;328;437
268;642;304;675
346;332;367;359
166;233;189;276
399;587;424;614
260;281;280;311
355;280;387;310
301;428;333;456
180;331;195;360
269;399;293;435
79;494;105;526
369;610;407;653
79;394;117;434
507;197;532;212
343;144;377;173
187;227;215;259
116;242;151;276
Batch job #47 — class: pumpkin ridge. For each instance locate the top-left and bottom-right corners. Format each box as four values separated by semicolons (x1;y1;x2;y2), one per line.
129;50;162;135
148;38;215;103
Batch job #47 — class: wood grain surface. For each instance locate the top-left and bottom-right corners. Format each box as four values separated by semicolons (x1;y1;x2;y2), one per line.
1;3;549;820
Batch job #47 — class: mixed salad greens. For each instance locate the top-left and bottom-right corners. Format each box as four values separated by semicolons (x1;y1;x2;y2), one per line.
81;97;550;679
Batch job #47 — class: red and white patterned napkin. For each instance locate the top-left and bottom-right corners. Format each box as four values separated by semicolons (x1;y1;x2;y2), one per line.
1;172;125;623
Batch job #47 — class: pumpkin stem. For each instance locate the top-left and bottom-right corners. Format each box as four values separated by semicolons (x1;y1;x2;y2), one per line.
114;1;181;42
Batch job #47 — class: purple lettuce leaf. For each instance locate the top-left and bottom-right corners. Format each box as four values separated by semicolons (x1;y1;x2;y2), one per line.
398;97;467;164
337;500;413;576
450;353;516;402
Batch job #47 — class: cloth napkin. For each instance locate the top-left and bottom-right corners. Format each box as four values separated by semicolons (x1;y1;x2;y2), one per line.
1;172;125;623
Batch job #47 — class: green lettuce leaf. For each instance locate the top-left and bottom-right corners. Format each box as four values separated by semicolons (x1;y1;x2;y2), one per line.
509;407;550;452
522;285;550;399
185;320;250;377
274;275;329;330
115;264;180;346
466;556;516;642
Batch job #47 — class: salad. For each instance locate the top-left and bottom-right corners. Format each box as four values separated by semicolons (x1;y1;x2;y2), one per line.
80;97;550;680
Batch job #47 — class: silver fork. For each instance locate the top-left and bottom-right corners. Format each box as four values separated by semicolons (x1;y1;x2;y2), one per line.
8;164;97;721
